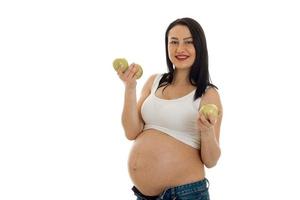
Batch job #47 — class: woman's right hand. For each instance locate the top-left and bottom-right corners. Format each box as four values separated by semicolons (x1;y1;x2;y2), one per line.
117;63;139;89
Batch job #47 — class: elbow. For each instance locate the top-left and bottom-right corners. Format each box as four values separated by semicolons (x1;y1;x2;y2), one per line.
125;133;137;141
124;129;141;141
204;161;218;168
123;124;144;141
204;150;221;168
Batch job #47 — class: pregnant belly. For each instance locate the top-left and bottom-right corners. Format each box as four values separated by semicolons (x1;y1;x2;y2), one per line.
128;129;205;196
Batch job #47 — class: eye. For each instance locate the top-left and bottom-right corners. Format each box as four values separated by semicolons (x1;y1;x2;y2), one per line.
185;40;194;45
169;41;178;44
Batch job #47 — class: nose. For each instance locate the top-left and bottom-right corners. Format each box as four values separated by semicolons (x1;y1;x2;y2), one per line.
176;42;186;53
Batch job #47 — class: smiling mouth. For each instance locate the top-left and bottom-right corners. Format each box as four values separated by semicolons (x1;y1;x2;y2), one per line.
175;55;189;61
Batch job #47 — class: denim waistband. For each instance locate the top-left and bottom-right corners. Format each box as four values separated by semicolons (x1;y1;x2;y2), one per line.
132;186;159;200
132;178;209;200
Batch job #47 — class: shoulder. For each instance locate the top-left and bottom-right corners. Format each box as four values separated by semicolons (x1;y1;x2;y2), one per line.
144;73;159;87
141;73;160;94
203;87;221;101
148;73;160;83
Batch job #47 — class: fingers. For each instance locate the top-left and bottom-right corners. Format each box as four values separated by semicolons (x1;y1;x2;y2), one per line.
124;63;138;79
208;115;217;125
199;113;212;128
116;66;125;77
117;63;137;81
197;112;217;134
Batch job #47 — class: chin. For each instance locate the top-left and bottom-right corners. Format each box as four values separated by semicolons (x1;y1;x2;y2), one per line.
175;64;192;69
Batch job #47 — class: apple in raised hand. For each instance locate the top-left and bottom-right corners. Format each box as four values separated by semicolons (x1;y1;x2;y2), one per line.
112;58;128;72
113;58;143;79
134;64;143;79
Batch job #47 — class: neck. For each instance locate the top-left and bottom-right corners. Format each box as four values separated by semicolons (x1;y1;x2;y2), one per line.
172;68;190;86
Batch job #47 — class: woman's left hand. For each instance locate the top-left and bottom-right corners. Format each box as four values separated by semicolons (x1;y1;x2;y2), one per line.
197;112;217;134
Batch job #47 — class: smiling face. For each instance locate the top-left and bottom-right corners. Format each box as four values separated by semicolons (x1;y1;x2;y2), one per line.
167;25;196;70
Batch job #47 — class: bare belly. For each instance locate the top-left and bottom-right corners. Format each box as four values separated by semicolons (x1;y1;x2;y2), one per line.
128;129;205;196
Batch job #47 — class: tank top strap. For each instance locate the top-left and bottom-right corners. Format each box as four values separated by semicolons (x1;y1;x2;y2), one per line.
150;74;163;94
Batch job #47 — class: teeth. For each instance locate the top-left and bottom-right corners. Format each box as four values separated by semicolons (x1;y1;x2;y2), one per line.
176;55;188;59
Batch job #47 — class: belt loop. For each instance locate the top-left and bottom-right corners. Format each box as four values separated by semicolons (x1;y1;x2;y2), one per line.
159;187;169;199
171;188;176;200
159;190;167;199
205;178;210;189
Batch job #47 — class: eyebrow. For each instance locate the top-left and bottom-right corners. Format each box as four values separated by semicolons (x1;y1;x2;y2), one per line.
169;36;193;40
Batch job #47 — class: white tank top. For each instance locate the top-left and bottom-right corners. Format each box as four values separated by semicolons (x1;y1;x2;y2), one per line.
141;74;201;149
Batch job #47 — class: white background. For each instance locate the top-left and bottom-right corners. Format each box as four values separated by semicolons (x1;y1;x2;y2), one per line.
1;0;300;199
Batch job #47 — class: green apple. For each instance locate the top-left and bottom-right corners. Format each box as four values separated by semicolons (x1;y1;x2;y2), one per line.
134;64;143;79
113;58;143;79
112;58;128;72
199;104;219;118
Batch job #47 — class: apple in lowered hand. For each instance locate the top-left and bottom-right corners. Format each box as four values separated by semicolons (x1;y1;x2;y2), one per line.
199;104;219;119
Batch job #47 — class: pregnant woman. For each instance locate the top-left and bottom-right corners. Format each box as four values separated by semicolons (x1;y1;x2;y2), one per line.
117;17;223;200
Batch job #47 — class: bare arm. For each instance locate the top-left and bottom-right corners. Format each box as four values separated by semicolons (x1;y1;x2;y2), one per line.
197;88;223;168
118;64;157;140
122;86;142;140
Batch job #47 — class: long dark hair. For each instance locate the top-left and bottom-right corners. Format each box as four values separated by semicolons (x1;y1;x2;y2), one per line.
158;17;217;100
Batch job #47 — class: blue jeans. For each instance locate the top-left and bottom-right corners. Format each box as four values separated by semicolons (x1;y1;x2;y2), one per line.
132;178;210;200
